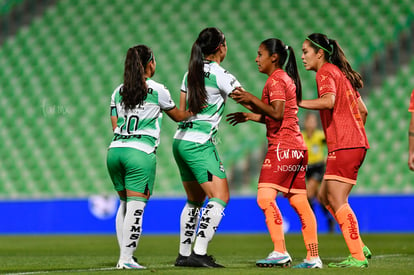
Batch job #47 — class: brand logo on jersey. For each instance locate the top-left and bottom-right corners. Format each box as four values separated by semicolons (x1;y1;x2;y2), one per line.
230;78;236;87
320;74;328;82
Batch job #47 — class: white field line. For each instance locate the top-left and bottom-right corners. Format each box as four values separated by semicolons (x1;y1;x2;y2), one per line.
3;267;117;275
3;255;408;274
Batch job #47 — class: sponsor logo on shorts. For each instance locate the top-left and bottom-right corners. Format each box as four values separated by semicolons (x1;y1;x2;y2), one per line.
219;161;225;173
263;158;272;169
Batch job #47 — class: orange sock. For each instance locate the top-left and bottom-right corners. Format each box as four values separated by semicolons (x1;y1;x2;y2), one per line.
325;205;337;222
327;204;366;250
289;194;319;259
257;188;286;253
335;203;365;260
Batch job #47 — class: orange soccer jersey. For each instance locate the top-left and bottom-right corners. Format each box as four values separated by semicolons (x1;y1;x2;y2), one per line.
409;90;414;112
316;63;369;153
262;69;306;151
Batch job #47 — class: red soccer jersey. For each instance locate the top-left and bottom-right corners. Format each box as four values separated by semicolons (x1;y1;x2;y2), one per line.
316;63;369;152
262;69;306;151
409;90;414;112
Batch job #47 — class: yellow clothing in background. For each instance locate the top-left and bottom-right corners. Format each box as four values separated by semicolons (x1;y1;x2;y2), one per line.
302;130;325;165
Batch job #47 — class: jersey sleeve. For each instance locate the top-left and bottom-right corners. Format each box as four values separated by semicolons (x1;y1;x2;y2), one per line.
409;90;414;112
158;85;176;111
180;72;188;93
316;68;336;97
110;89;118;117
266;77;287;102
216;70;241;96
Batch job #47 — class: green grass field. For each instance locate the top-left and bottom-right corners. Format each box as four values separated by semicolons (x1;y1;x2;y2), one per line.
0;234;413;274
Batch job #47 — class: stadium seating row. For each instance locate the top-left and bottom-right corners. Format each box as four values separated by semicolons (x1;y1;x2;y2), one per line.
0;0;412;197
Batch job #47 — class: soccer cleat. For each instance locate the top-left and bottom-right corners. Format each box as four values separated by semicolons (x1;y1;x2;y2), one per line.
186;252;224;268
116;258;146;269
363;245;372;259
292;257;323;268
256;251;292;268
328;256;368;268
174;253;190;267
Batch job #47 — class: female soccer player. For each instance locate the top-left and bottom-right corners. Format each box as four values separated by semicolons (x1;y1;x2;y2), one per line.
173;27;242;268
408;90;414;171
300;33;371;268
227;38;322;269
106;45;190;269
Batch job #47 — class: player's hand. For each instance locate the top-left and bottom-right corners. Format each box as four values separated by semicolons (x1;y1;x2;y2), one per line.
408;153;414;171
230;88;254;104
226;112;248;126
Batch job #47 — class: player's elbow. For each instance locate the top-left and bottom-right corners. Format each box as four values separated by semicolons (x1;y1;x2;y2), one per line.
360;107;368;118
269;111;284;121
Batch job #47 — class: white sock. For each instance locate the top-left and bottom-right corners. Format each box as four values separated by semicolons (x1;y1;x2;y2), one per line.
193;199;225;255
179;202;201;257
120;200;146;261
116;200;126;249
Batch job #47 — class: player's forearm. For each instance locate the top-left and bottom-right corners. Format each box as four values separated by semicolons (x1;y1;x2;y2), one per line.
299;94;335;110
409;131;414;154
246;113;265;123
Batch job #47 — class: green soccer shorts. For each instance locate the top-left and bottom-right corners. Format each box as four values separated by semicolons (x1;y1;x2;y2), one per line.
172;139;226;184
106;147;156;195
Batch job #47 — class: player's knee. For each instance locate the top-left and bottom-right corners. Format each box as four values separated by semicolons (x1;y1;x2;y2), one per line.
257;196;274;211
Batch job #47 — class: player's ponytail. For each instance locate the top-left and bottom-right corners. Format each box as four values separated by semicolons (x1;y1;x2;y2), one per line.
121;45;152;111
329;38;363;90
261;38;302;103
187;27;225;114
187;40;206;114
307;33;363;90
285;45;302;103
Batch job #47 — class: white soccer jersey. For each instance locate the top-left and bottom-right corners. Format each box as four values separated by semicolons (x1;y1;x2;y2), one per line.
174;61;241;143
109;79;175;154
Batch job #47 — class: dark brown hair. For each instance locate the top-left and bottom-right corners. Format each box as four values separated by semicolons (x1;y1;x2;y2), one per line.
187;27;225;113
121;45;153;110
261;38;302;103
307;33;363;90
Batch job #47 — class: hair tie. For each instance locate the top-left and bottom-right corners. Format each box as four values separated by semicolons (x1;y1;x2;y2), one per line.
285;45;289;51
146;52;153;65
306;37;332;55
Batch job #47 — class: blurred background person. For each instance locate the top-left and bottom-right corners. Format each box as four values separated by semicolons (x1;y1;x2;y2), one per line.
301;112;334;232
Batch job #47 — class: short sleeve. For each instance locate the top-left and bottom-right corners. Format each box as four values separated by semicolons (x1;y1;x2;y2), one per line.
180;72;188;93
158;85;176;111
316;69;336;97
216;70;241;96
110;88;118;116
409;90;414;112
266;77;287;102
